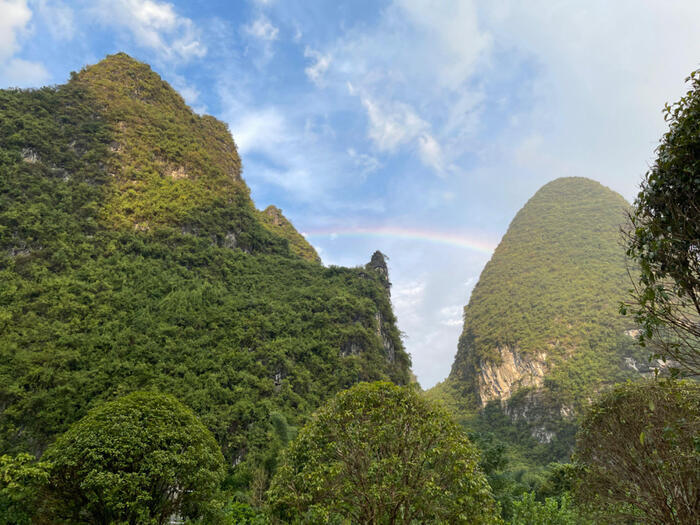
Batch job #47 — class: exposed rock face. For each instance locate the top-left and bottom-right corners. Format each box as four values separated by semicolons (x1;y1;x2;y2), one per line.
477;346;548;406
376;311;396;363
366;251;391;291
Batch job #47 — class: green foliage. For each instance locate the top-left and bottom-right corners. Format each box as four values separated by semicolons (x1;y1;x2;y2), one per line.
267;382;501;524
259;206;321;263
0;54;410;498
72;53;272;243
450;177;638;409
0;453;50;525
624;69;700;375
41;391;225;524
573;380;700;524
510;493;591;525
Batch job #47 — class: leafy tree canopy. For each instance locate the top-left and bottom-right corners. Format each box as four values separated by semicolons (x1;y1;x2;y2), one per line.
0;453;50;525
267;382;501;524
572;380;699;524
624;69;700;375
41;391;225;525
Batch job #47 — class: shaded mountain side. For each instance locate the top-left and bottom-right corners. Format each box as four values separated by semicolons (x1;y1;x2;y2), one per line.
435;177;649;451
0;54;411;488
259;205;321;263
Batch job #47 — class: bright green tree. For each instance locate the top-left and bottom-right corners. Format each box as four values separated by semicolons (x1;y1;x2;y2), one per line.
42;391;225;524
267;382;501;524
572;380;699;524
510;493;591;525
624;69;700;375
0;453;51;525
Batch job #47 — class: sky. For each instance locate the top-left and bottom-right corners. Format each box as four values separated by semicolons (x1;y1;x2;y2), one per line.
2;0;699;388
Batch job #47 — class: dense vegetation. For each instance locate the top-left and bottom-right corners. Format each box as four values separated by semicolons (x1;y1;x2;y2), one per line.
267;382;500;524
624;69;700;376
0;54;410;502
573;380;699;524
450;177;638;401
43;391;225;524
434;178;650;464
2;53;697;524
258;206;321;263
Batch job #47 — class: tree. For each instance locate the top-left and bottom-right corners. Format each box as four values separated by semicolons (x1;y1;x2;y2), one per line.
41;391;225;524
266;382;501;524
510;493;591;525
0;453;50;525
624;69;700;375
572;380;699;524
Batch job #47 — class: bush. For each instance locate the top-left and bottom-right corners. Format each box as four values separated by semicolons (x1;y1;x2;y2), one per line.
267;382;501;524
42;391;225;524
573;380;699;524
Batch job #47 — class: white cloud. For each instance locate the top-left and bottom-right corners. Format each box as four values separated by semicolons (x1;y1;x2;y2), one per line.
347;148;381;176
417;133;445;174
0;0;49;87
35;0;74;40
244;15;279;41
1;57;49;87
478;1;700;200
304;46;331;86
229;107;286;156
396;0;490;89
0;0;32;60
438;305;463;327
92;0;206;61
304;0;487;176
361;96;427;152
393;281;426;311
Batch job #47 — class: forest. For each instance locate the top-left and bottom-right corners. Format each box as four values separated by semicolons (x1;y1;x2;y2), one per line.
0;54;698;524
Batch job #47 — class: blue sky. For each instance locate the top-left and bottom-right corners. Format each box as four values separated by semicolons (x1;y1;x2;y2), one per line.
2;0;699;388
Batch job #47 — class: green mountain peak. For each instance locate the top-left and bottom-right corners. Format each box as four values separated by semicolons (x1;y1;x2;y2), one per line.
447;177;644;415
0;54;410;477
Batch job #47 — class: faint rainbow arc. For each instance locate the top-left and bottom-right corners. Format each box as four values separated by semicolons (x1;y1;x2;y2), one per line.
303;227;497;254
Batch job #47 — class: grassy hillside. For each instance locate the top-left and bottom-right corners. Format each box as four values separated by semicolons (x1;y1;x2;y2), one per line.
0;54;410;490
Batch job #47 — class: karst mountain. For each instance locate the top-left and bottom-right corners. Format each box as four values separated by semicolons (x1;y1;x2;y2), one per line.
0;53;410;484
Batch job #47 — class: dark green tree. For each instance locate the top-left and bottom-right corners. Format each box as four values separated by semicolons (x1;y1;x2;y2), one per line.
267;382;501;524
572;380;699;524
42;391;225;524
624;69;700;375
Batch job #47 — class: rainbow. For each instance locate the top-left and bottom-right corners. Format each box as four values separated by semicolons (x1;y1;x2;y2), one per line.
303;226;498;255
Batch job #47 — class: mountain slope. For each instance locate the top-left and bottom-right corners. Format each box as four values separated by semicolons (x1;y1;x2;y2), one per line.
441;177;648;444
259;205;321;263
0;54;410;487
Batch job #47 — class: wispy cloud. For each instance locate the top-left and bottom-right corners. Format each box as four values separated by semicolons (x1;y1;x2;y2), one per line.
303;46;331;86
0;0;32;60
347;148;381;177
0;0;49;87
35;0;75;41
92;0;206;62
244;15;278;41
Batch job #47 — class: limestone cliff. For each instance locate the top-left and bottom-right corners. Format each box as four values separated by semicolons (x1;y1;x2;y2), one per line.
444;177;649;445
475;346;548;406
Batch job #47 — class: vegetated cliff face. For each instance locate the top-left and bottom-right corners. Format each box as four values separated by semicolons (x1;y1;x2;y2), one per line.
446;177;649;443
0;54;410;483
258;205;321;263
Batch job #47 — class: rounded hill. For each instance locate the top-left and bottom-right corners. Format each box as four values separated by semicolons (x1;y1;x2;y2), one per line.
449;177;641;409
